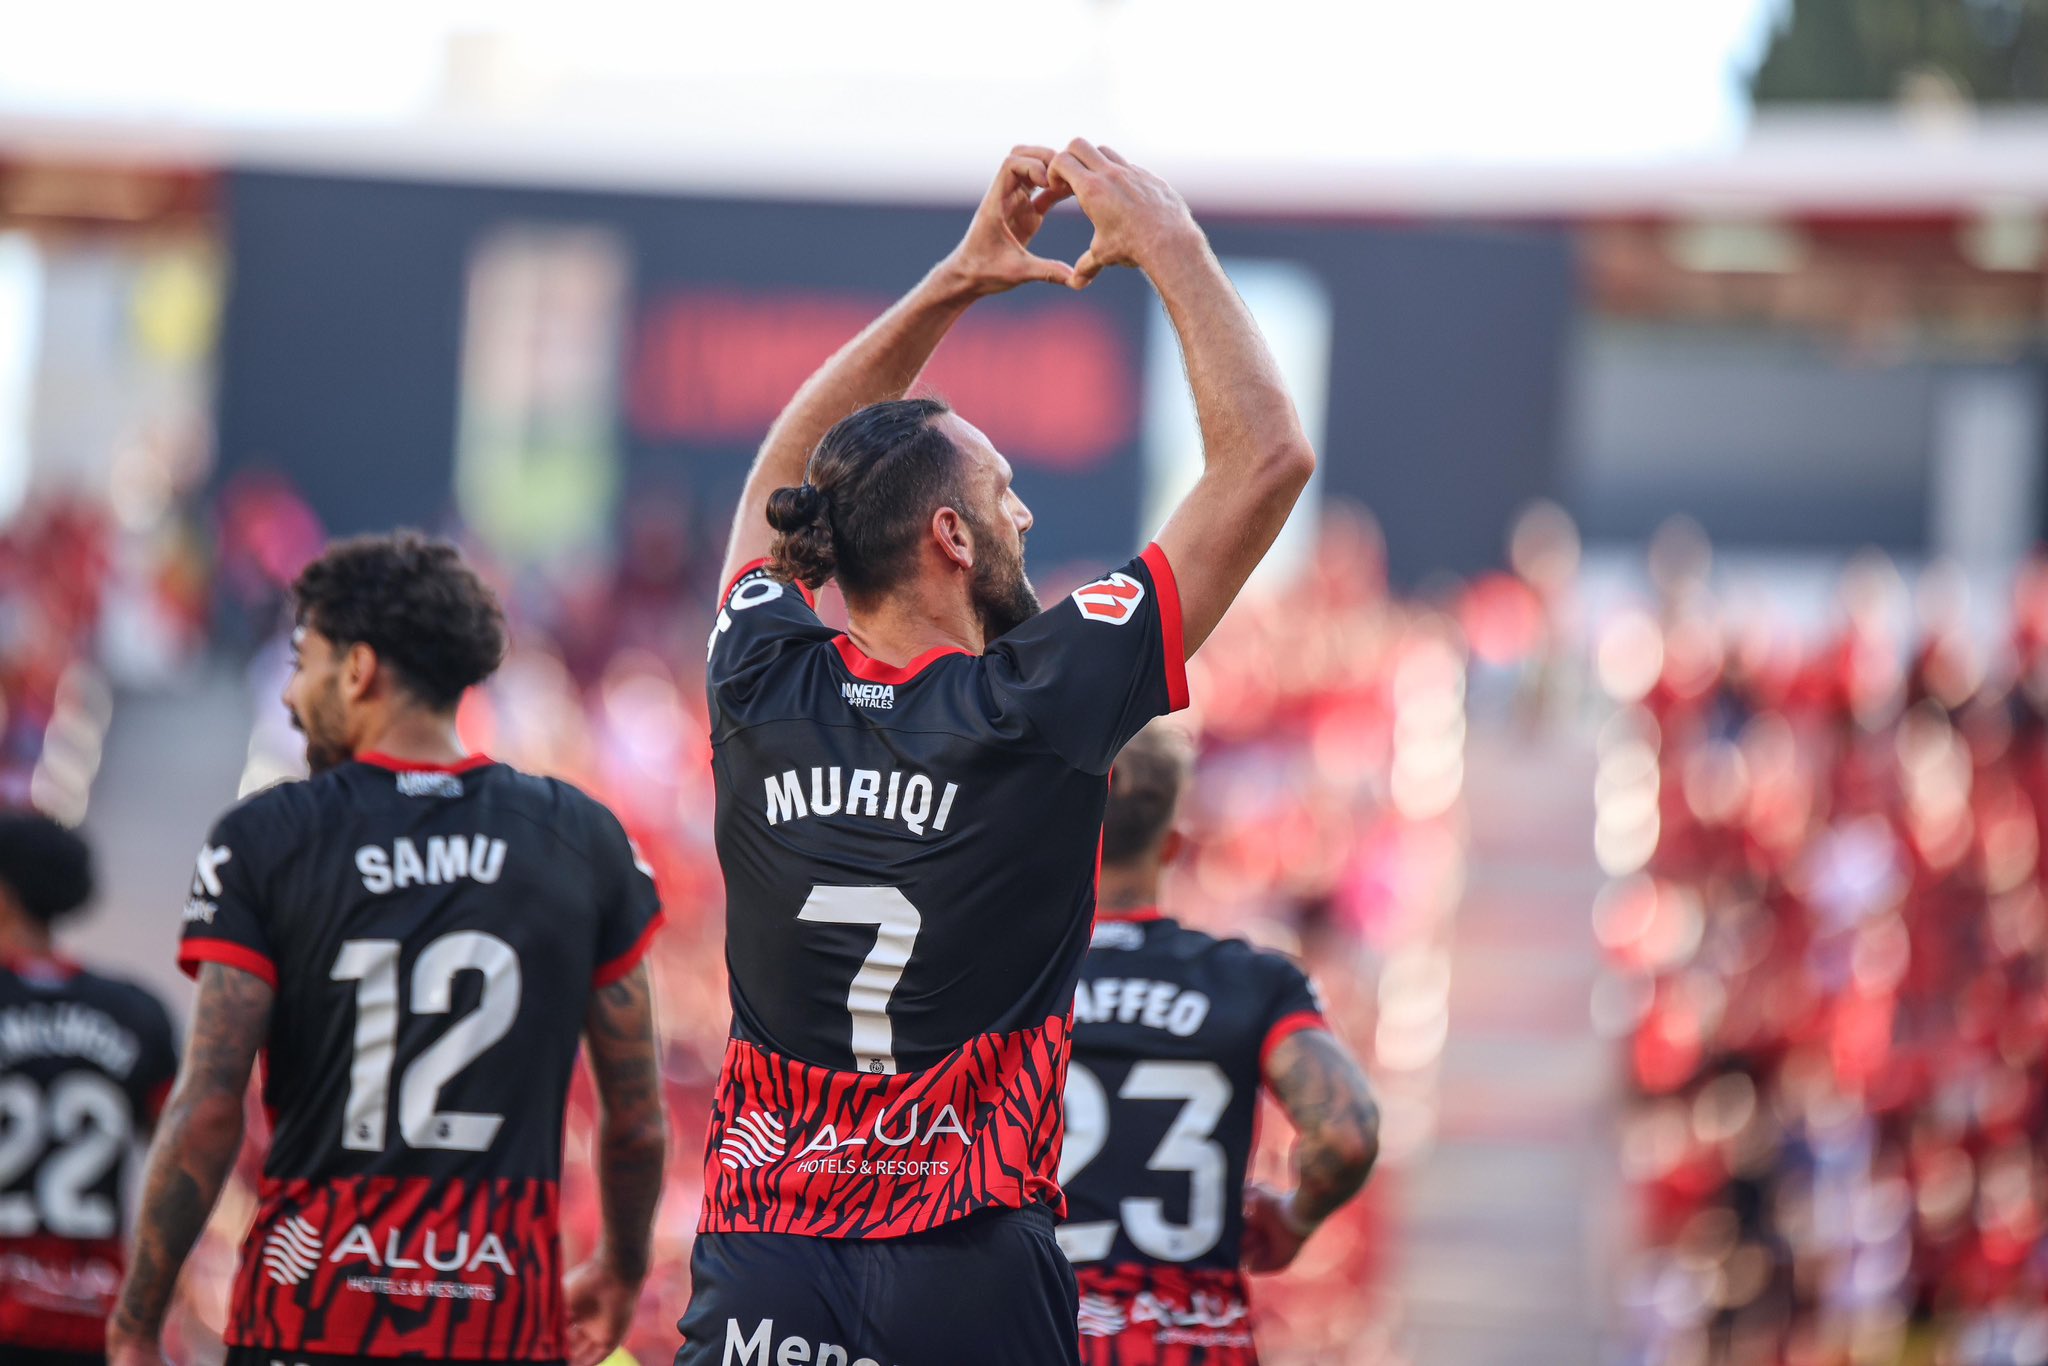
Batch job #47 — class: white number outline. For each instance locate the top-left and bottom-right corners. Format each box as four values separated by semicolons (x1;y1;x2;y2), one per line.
0;1071;132;1237
1057;1059;1233;1264
332;931;522;1153
796;885;922;1074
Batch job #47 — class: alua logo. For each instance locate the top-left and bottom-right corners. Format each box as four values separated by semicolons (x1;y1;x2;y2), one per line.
798;1102;973;1155
840;681;894;710
326;1222;518;1276
718;1111;788;1170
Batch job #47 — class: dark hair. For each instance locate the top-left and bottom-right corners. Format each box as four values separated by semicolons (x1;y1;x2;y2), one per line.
1102;724;1195;867
767;397;972;598
0;811;94;926
292;531;507;711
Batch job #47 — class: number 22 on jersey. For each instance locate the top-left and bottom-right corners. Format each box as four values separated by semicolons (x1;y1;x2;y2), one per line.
0;1072;128;1237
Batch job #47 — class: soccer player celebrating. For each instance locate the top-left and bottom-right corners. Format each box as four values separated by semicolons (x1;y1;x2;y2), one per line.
1060;724;1379;1364
682;139;1317;1364
0;813;178;1366
106;533;667;1366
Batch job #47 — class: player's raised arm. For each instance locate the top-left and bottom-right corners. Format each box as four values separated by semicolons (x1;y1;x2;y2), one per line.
1048;139;1317;655
717;148;1077;592
107;962;274;1365
1243;1027;1380;1274
564;963;668;1366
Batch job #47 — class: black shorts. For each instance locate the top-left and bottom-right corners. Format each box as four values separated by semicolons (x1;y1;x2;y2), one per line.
224;1352;562;1366
677;1205;1079;1366
6;1350;103;1366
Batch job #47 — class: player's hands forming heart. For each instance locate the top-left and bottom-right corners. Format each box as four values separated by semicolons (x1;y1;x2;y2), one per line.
940;146;1080;296
1043;138;1205;290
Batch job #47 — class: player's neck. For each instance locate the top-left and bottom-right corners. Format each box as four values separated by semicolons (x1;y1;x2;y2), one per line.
352;709;470;769
0;918;53;964
1096;869;1162;916
845;588;983;665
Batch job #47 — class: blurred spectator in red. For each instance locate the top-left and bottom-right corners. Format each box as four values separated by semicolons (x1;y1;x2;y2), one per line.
1601;537;2048;1365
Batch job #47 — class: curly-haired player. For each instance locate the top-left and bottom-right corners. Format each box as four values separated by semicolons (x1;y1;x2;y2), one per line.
681;140;1318;1365
0;812;178;1366
110;532;668;1366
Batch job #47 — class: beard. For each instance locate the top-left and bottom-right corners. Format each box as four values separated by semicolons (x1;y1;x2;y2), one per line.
293;686;351;774
971;529;1042;641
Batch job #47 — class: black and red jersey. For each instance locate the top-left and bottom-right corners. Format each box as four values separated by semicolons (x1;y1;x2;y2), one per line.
1059;911;1326;1365
700;550;1187;1240
0;954;177;1355
176;753;662;1361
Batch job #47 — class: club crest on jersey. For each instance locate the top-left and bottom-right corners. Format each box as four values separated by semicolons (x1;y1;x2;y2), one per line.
840;681;894;711
1072;572;1146;625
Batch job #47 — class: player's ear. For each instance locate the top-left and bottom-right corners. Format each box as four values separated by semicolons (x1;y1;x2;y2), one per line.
341;641;379;702
1161;829;1188;865
931;505;974;572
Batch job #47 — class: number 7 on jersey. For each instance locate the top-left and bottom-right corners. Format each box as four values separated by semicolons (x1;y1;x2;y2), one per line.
797;885;923;1074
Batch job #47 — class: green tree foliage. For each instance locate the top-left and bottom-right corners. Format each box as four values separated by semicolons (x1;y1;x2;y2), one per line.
1749;0;2048;103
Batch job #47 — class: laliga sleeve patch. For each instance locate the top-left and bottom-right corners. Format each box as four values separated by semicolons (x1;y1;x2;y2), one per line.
1072;571;1146;625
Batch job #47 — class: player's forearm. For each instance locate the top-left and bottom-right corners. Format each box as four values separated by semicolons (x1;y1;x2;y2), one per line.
583;966;668;1283
1288;1098;1379;1229
1265;1029;1379;1232
112;1085;244;1336
594;1114;667;1282
725;264;980;562
1144;240;1316;489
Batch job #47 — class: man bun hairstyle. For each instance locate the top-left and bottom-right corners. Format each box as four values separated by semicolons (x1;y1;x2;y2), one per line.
1102;722;1196;867
292;530;508;712
0;810;94;927
764;482;836;587
767;397;970;597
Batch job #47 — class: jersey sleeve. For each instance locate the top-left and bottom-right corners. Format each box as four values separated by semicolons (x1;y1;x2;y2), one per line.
1257;953;1330;1071
176;803;281;989
132;989;180;1125
982;543;1190;775
585;800;665;989
706;559;830;703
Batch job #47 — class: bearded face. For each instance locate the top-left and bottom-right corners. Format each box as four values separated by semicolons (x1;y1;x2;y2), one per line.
966;505;1042;640
284;627;355;774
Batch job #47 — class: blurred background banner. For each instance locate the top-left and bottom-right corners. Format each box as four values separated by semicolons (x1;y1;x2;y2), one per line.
215;168;1575;581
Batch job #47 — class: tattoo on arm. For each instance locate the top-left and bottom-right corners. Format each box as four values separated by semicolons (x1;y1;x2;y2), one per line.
113;963;273;1338
583;963;668;1283
1263;1028;1380;1228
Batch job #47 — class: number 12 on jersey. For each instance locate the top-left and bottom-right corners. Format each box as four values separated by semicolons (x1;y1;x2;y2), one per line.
331;931;522;1152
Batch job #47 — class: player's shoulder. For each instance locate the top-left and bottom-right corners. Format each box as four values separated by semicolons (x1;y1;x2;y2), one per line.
480;764;634;854
1147;918;1311;984
207;772;326;845
60;963;176;1029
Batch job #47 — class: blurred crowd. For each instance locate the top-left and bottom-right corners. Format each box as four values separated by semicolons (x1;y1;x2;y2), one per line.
0;498;110;810
108;493;1459;1365
1600;532;2048;1366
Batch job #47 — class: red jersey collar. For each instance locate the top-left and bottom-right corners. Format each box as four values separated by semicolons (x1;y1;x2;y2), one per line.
3;952;79;980
356;751;495;774
832;635;971;685
1096;904;1165;923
